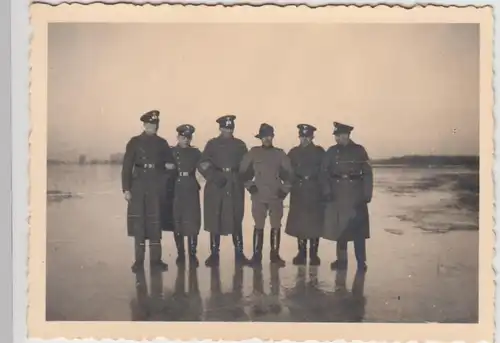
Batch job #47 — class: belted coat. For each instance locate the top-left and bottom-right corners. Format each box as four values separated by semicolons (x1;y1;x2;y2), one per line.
320;140;373;242
285;143;326;239
198;135;248;235
171;145;202;236
121;132;176;240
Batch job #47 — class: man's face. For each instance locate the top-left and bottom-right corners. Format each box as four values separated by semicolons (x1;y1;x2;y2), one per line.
219;127;234;137
299;136;312;146
335;133;350;145
143;122;158;135
261;136;274;147
177;135;191;147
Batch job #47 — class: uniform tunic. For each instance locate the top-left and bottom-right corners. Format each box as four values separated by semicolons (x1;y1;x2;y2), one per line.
122;132;175;241
198;135;248;236
239;146;294;229
320;140;373;242
284;143;325;239
172;145;202;236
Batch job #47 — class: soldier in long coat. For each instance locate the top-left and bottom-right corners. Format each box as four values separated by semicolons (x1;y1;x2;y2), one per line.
239;123;294;267
285;124;326;266
198;115;251;267
122;110;176;273
171;124;202;268
320;122;373;272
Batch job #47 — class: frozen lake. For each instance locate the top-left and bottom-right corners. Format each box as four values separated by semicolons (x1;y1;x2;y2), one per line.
46;164;479;323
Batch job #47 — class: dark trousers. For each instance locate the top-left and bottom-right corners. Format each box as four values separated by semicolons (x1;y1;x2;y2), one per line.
337;238;366;263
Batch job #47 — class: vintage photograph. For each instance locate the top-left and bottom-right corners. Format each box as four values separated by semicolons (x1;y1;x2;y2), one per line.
28;4;494;342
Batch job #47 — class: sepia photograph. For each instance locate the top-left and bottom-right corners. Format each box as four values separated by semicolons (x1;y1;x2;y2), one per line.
28;4;494;342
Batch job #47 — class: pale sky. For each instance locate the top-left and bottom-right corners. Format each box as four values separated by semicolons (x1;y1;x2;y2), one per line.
47;23;479;160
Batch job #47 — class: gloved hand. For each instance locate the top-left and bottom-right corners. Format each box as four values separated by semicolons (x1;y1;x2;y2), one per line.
214;176;227;188
248;185;258;194
277;190;287;200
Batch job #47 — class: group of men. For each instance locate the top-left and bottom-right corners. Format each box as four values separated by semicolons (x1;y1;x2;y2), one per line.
121;110;373;274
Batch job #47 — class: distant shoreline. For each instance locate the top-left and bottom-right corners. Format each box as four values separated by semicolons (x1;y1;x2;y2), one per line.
47;155;480;169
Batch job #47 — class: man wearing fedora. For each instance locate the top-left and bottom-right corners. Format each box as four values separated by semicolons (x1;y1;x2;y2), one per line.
198;115;251;267
320;122;373;272
285;124;326;266
121;110;177;273
239;123;294;267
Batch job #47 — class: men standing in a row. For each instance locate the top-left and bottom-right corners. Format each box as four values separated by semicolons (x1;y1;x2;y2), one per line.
122;110;176;273
239;123;293;267
171;124;202;268
198;115;251;267
320;122;373;272
285;124;325;266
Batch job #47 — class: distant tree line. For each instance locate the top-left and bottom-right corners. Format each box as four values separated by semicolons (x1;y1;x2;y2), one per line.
372;155;479;168
48;153;480;168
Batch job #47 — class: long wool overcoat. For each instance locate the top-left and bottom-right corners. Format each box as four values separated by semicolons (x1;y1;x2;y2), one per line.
122;132;176;240
320;140;373;242
285;143;326;239
171;145;202;237
198;135;248;236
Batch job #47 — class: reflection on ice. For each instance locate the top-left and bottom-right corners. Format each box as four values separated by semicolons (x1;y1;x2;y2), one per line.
46;165;479;323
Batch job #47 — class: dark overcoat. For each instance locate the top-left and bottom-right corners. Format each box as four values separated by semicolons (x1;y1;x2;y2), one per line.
160;175;176;232
320;140;373;242
172;145;202;236
122;132;176;240
198;135;248;235
285;143;325;239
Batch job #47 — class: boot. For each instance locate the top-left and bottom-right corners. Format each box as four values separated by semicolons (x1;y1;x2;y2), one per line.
188;235;199;268
232;231;251;265
150;241;168;271
250;228;264;266
204;234;220;267
174;233;186;266
354;238;368;272
270;228;285;267
292;238;307;265
309;238;321;266
132;239;146;273
330;241;347;270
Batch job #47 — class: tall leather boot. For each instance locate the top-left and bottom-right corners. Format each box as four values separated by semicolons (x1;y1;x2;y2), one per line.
150;240;168;271
309;238;321;266
250;228;264;266
132;238;146;273
204;234;220;267
174;233;186;266
188;235;199;268
270;228;285;267
354;238;367;272
232;230;251;265
330;240;348;270
292;238;307;265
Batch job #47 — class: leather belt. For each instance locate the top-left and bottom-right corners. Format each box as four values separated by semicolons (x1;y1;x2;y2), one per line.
135;163;164;170
331;173;363;180
217;167;237;172
297;175;317;181
178;171;194;177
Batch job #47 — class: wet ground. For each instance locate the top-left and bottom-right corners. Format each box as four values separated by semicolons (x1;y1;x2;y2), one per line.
46;165;479;322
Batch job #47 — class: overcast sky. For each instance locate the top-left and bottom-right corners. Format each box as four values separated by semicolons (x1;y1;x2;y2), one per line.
47;23;479;160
